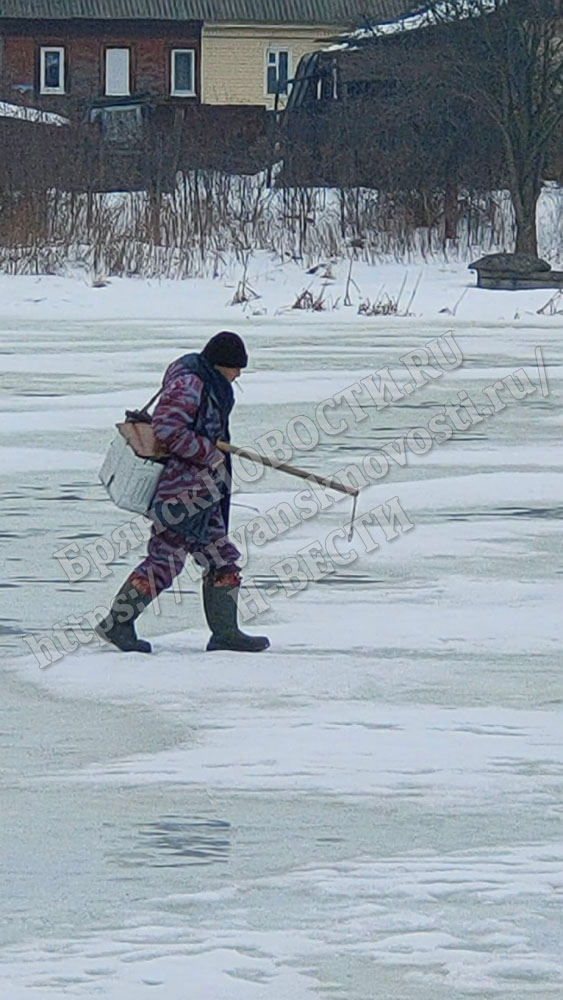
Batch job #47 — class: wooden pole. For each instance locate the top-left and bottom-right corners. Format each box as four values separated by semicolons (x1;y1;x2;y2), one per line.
217;441;359;498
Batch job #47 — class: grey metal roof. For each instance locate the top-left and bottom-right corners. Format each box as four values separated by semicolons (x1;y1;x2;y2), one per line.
0;0;424;25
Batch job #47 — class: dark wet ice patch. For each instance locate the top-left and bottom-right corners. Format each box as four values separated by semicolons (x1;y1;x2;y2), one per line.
113;816;231;869
445;506;563;521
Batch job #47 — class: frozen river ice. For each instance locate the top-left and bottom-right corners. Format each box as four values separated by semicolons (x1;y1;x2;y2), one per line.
0;265;562;998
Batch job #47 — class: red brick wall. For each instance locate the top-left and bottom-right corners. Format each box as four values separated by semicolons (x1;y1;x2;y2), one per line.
0;20;201;113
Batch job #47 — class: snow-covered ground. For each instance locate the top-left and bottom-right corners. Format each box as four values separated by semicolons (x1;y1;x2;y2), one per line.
0;100;68;125
1;260;562;999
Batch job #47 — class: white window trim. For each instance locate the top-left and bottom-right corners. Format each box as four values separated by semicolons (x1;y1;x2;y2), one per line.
40;47;65;95
171;48;196;97
265;47;292;98
105;48;131;97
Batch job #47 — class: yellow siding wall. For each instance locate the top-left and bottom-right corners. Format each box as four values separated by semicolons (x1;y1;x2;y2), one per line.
201;23;338;107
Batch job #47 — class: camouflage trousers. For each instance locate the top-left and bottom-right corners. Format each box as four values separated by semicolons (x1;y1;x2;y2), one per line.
128;504;241;600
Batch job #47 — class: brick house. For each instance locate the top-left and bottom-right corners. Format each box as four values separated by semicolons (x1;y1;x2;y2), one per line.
0;0;421;115
0;1;202;121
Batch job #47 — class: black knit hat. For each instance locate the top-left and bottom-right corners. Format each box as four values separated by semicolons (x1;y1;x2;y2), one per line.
202;331;248;369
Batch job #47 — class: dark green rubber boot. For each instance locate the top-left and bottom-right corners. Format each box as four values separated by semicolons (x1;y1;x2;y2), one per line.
95;578;153;654
203;574;270;653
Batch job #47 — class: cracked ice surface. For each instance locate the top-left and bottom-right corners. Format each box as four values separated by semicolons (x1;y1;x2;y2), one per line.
0;261;562;999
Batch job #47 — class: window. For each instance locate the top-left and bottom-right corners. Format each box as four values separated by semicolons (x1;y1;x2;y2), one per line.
171;49;195;96
105;48;130;97
266;49;290;96
93;105;144;147
40;47;65;94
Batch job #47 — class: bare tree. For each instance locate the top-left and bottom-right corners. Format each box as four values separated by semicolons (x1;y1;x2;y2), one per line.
420;0;563;255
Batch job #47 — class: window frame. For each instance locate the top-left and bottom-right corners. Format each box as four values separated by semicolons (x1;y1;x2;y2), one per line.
40;46;65;95
265;47;291;97
170;48;196;97
104;47;131;98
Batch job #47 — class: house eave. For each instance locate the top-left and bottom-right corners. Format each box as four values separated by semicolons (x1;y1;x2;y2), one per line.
202;21;343;31
0;2;425;27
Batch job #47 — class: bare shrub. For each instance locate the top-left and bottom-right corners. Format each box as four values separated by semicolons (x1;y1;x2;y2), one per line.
0;153;556;280
537;291;563;316
291;286;326;311
358;272;421;316
358;293;401;316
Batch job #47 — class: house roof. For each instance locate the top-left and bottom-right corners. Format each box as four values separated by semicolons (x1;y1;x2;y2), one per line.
0;0;425;25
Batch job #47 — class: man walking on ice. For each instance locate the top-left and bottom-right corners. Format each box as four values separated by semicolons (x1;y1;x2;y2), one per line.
96;332;270;656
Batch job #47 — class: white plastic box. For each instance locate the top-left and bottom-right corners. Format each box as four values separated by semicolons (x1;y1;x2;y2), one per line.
98;432;164;515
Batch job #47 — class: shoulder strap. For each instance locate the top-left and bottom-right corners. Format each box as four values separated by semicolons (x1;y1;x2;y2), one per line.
140;387;163;415
125;386;163;424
